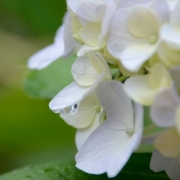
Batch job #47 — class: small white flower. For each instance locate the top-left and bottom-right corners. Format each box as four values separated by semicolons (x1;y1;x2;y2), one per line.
108;0;170;72
76;81;143;178
68;0;119;56
151;150;180;180
49;52;111;112
149;128;180;180
157;41;180;68
124;63;172;106
61;93;104;150
161;1;180;48
151;66;180;133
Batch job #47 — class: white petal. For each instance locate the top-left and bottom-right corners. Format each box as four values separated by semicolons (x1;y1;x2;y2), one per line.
49;72;106;111
157;42;180;68
75;112;101;150
67;0;82;13
49;82;89;111
28;44;63;70
154;128;180;158
54;25;65;47
71;55;99;86
120;43;158;72
124;75;158;105
60;94;99;129
150;85;180;127
88;52;111;80
63;13;77;57
100;0;118;44
76;121;131;177
76;81;143;177
96;81;134;130
119;0;152;8
76;1;106;22
128;7;159;38
150;150;166;172
79;22;101;47
150;0;170;25
108;7;159;71
150;150;180;180
108;8;138;59
108;103;143;177
77;44;98;57
170;66;180;88
161;24;180;48
171;1;180;27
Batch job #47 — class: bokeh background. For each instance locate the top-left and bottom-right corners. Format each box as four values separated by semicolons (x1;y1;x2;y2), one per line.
0;0;77;175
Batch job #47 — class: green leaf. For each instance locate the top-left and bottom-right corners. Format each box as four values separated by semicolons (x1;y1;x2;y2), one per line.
23;55;76;99
0;154;169;180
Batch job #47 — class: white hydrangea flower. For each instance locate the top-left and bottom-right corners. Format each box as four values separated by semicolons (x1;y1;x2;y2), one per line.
150;128;180;180
157;41;180;68
60;93;104;150
124;63;172;106
108;0;170;72
166;0;179;10
49;52;111;113
28;13;77;70
161;1;180;49
151;66;180;133
68;0;119;56
150;150;180;180
76;81;143;178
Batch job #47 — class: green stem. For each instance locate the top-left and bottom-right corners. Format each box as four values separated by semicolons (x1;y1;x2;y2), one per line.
116;75;128;82
114;69;121;79
143;124;156;135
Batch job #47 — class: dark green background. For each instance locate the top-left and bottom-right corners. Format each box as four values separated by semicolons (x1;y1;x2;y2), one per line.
0;0;77;175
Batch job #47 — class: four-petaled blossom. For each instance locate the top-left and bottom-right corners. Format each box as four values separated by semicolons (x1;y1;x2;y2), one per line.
76;81;143;178
124;63;172;106
108;0;169;72
151;66;180;133
60;93;104;150
144;128;180;180
49;52;111;112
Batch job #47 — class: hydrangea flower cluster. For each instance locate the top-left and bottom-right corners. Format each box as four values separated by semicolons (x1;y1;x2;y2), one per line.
28;0;180;179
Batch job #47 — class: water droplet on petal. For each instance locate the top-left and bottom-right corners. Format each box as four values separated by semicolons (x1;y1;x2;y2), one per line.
52;109;62;114
63;103;79;115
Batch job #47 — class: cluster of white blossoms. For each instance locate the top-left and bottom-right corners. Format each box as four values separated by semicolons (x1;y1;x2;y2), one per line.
28;0;180;179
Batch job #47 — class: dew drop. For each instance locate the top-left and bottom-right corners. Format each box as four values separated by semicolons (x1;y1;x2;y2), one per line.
52;109;62;114
63;103;79;115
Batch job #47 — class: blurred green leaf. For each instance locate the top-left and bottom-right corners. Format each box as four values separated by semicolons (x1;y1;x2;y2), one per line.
23;55;76;99
0;154;169;180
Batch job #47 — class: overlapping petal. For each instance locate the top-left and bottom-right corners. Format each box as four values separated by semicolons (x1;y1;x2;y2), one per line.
151;85;180;127
161;1;180;48
108;0;169;72
124;63;172;105
150;150;180;180
76;81;143;178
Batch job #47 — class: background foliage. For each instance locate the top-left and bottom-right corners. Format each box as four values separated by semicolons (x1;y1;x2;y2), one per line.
0;0;169;179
